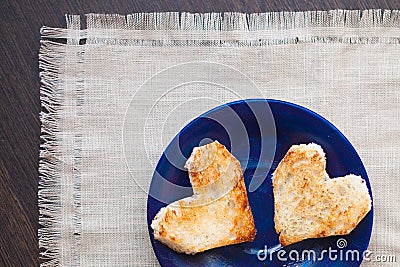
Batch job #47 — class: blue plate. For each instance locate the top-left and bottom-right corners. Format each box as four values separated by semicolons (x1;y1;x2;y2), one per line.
147;99;373;267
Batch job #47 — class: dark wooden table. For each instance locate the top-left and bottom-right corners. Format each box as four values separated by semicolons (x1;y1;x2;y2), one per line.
0;1;398;266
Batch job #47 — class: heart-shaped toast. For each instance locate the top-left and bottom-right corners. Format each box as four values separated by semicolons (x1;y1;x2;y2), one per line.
151;141;256;254
273;143;372;246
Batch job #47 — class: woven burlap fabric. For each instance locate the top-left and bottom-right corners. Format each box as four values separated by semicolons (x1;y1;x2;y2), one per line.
39;11;399;266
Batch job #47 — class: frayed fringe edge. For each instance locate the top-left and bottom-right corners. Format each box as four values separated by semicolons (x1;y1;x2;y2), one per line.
38;40;65;267
41;10;400;46
39;36;84;267
39;14;83;267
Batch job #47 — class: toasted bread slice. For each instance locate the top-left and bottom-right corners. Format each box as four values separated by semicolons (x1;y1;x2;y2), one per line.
273;143;372;246
151;141;256;254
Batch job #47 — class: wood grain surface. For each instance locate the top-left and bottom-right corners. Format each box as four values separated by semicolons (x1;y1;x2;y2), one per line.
0;1;398;266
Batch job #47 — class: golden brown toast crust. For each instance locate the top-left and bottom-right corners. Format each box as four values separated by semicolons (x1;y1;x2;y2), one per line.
273;143;371;246
151;141;256;254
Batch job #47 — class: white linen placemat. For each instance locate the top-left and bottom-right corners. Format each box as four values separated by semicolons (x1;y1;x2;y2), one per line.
39;10;400;266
